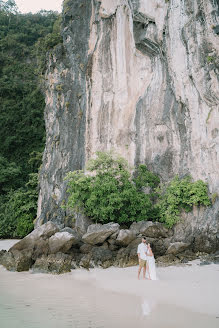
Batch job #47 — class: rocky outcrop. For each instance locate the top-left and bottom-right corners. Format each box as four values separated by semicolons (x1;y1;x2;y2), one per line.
2;219;218;274
35;0;219;257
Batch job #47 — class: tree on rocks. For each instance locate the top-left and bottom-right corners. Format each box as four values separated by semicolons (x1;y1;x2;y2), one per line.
65;151;158;225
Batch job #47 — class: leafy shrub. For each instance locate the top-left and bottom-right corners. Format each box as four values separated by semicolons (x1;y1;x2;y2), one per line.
156;176;211;227
66;153;211;228
0;173;38;238
65;152;157;224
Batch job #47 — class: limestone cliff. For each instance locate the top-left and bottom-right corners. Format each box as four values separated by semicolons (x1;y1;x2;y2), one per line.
37;0;219;252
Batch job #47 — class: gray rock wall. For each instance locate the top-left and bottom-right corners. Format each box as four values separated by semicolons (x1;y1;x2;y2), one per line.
37;0;219;248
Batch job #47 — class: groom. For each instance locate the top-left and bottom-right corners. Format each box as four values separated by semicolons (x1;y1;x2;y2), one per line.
137;236;148;280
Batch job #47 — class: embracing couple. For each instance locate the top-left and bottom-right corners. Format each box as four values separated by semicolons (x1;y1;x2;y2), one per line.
137;236;157;280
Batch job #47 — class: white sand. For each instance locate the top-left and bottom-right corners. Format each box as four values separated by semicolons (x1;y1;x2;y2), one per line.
0;240;219;328
74;262;219;316
0;239;20;251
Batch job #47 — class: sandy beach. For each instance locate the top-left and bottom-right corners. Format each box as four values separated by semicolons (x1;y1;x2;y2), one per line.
0;240;219;328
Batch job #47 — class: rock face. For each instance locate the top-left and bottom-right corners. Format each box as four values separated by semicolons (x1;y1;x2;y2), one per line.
35;0;218;250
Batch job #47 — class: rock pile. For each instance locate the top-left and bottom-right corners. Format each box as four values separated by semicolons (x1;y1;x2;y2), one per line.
1;217;217;274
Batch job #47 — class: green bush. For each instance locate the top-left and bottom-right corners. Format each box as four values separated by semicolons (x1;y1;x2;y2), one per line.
65;152;158;224
156;176;211;227
65;153;211;228
0;173;38;238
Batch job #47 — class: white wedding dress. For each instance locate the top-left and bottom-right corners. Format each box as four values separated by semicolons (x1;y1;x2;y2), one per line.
146;255;157;280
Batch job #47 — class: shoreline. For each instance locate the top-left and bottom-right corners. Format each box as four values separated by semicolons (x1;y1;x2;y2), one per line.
0;239;219;327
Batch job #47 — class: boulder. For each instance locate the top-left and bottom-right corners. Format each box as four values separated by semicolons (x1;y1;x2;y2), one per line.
0;252;15;271
193;234;217;253
116;229;135;246
110;230;120;239
1;249;33;272
130;221;170;238
152;238;171;257
140;221;169;238
167;242;190;255
82;223;120;245
32;238;49;260
0;250;6;264
91;246;113;263
32;253;72;274
79;254;91;269
49;231;80;254
10;222;59;252
156;254;181;267
176;250;197;263
129;221;147;235
74;212;92;235
80;243;93;254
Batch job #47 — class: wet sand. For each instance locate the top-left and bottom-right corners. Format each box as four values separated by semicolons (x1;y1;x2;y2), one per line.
0;240;219;328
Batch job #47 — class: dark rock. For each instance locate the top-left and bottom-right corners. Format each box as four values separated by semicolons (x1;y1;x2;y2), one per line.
80;243;93;254
79;254;91;269
0;250;6;264
150;238;171;257
1;249;33;272
176;249;197;262
108;244;119;251
0;252;15;271
156;254;181;267
91;246;113;263
32;253;72;274
193;234;217;254
82;223;120;245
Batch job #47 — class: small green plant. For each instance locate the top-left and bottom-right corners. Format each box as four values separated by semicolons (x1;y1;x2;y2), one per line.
211;192;218;204
207;56;214;63
206;108;213;123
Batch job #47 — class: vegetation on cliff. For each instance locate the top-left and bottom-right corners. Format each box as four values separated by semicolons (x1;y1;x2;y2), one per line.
66;152;211;228
0;0;61;237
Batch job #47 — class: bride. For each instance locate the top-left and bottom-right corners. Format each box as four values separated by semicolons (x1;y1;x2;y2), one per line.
146;243;157;280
